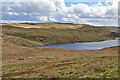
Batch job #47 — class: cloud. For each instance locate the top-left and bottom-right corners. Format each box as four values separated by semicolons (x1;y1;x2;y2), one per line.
0;20;36;23
40;16;48;21
1;0;119;26
49;18;57;21
7;12;19;15
62;18;68;22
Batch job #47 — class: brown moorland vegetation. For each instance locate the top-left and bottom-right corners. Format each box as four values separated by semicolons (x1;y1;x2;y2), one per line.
2;23;119;78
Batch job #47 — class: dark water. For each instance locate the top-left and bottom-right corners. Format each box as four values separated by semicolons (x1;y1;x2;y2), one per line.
31;38;119;50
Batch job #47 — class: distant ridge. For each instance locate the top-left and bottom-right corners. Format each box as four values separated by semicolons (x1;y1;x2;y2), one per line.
18;22;92;27
1;22;118;28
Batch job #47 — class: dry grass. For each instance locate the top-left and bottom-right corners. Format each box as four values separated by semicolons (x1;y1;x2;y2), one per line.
2;35;118;78
2;23;118;46
2;23;119;78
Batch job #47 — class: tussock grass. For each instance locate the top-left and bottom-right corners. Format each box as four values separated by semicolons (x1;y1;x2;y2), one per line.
48;56;118;78
2;56;118;78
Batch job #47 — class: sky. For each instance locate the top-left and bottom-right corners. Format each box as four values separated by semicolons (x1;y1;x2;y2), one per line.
0;0;120;26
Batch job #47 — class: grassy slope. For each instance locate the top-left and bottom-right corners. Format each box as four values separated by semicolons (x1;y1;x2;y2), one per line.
2;23;118;46
2;23;118;78
2;37;118;78
5;22;88;29
2;35;43;47
3;56;118;78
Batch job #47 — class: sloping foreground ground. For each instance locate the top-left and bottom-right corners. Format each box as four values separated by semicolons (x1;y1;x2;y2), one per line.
2;35;118;78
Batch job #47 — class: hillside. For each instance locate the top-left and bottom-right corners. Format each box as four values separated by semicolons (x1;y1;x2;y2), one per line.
2;23;118;78
2;22;118;47
2;34;118;78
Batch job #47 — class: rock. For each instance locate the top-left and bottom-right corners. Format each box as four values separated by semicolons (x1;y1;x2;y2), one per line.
46;57;52;59
68;71;73;74
18;57;24;60
109;66;113;68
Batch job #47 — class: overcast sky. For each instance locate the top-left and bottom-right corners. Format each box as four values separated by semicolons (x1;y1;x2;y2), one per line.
0;0;119;26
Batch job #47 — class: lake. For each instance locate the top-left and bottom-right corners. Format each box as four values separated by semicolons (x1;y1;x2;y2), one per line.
31;38;119;50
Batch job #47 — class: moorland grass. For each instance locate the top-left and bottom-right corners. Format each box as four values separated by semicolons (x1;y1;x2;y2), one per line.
2;23;119;78
2;23;118;47
2;56;118;78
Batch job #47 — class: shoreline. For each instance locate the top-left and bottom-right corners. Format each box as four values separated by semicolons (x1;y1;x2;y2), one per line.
30;38;118;50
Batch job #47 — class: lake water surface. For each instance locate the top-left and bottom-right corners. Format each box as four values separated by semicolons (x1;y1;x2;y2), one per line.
31;38;119;50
